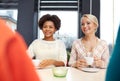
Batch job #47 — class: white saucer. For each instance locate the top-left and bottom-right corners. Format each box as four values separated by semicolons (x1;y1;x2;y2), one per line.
81;68;100;73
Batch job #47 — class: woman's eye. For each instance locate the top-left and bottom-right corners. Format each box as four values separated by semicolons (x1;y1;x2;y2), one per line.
81;23;84;26
49;26;53;28
43;26;47;28
87;22;90;25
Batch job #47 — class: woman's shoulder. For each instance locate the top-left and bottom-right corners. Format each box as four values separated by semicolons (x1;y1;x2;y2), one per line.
30;39;42;45
32;39;41;42
98;38;108;45
55;39;65;44
73;38;82;44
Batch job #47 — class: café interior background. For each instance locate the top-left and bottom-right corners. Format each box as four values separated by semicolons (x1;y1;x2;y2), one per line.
0;0;119;55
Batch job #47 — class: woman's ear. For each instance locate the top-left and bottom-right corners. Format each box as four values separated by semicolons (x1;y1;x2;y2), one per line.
54;28;57;33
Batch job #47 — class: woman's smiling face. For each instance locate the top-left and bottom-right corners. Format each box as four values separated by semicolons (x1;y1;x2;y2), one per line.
81;17;97;35
42;21;56;38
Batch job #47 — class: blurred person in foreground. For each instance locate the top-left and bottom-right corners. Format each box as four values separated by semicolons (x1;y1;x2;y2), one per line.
105;25;120;81
0;18;40;81
68;14;109;69
27;14;67;69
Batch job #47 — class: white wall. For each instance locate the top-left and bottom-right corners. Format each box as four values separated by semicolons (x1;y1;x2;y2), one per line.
100;0;120;45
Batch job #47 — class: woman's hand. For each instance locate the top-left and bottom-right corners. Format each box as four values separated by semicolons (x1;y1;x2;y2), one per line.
75;59;87;68
94;56;103;68
39;59;55;69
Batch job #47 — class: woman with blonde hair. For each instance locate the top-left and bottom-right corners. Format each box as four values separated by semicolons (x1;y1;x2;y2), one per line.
68;14;109;69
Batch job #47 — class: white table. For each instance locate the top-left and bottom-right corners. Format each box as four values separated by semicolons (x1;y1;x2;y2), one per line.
36;67;106;81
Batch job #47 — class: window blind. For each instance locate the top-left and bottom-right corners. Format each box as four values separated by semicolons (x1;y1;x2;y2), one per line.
40;0;79;11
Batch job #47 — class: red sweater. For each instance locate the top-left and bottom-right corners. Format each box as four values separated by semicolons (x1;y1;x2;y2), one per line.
0;18;40;81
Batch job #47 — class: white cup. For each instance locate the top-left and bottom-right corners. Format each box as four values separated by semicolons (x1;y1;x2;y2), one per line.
32;59;40;67
84;57;94;65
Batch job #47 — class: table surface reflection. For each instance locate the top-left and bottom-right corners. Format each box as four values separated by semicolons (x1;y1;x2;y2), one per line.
36;67;106;81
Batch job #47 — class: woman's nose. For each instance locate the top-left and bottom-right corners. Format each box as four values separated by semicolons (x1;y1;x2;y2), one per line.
45;27;50;30
84;24;88;27
82;24;87;28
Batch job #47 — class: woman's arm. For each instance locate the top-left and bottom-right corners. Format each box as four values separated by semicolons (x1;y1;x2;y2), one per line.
27;42;35;59
68;41;78;67
39;59;65;68
58;41;67;66
94;41;110;68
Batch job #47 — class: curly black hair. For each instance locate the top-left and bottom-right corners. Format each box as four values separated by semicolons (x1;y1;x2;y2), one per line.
38;14;61;30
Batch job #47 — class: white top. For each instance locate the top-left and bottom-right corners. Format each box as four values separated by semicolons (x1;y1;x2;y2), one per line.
27;39;67;66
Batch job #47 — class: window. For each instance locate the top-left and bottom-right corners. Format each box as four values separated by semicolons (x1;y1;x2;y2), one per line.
0;0;18;31
38;11;78;49
0;9;18;31
38;0;79;50
100;0;120;54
